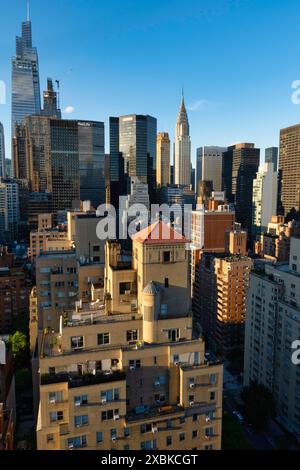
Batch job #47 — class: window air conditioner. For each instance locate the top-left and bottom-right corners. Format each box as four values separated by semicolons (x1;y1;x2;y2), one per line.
189;401;194;406
75;401;81;407
189;383;195;389
129;365;135;371
152;425;158;433
49;398;56;404
206;416;211;423
101;397;107;404
68;444;74;450
114;414;120;420
111;436;117;442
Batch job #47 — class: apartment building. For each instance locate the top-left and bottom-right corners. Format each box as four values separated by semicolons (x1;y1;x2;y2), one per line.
193;229;252;356
255;216;300;262
36;221;223;450
0;251;31;334
0;338;15;450
244;237;300;441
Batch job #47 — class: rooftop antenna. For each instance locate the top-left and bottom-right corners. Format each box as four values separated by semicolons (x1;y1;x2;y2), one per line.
27;0;30;21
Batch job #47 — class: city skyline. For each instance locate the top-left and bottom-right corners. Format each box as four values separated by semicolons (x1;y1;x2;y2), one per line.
1;0;300;164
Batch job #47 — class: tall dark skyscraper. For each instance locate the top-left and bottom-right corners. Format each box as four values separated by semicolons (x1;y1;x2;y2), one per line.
265;147;278;172
42;78;61;119
13;116;105;212
11;9;41;136
110;114;157;203
78;120;105;209
279;124;300;220
50;120;80;213
108;117;125;208
0;122;5;178
223;143;260;234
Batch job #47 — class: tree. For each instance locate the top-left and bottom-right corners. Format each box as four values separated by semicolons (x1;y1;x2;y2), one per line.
9;331;28;370
241;382;276;431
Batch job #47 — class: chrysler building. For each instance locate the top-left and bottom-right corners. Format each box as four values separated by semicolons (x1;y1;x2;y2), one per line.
174;94;191;186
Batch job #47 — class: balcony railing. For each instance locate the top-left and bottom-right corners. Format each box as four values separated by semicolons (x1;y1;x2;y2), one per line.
41;370;126;388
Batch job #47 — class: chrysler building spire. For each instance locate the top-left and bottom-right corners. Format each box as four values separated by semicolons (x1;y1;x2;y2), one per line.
174;93;191;186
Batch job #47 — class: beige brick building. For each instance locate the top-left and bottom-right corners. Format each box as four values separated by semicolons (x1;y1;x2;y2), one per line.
36;221;223;450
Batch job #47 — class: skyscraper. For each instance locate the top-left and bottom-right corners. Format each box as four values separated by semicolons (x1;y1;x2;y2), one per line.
252;162;278;235
0;178;20;244
197;146;226;192
265;147;278;172
279;124;300;220
174;95;191;186
119;114;157;184
78;120;105;209
223;143;260;235
156;132;170;187
109;114;157;203
42;78;61;119
11;9;41;136
0;123;5;178
196;148;203;193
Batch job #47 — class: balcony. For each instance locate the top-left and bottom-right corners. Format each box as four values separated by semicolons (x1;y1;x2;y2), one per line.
41;370;126;388
126;404;184;423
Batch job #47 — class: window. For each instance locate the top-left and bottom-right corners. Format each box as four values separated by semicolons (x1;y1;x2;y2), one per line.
71;336;83;350
124;428;130;438
166;419;172;429
75;415;88;427
101;388;119;402
119;282;131;294
166;436;172;446
205;444;213;450
179;433;185;441
102;409;119;421
192;430;198;438
111;428;117;439
160;304;168;317
163;251;171;262
210;373;217;385
210;392;216;401
205;427;214;437
164;277;169;288
93;245;100;252
124;445;130;450
47;434;54;442
98;332;110;345
173;355;179;363
127;330;138;341
74;395;88;406
129;359;141;368
168;329;179;342
50;411;64;422
140;423;152;434
193;414;198;422
154;394;166;403
292;264;297;272
67;436;87;449
141;440;157;450
49;391;63;403
179;416;185;424
96;432;103;444
154;356;157;365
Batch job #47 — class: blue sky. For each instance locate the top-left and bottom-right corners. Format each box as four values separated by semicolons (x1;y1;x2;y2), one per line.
1;0;300;165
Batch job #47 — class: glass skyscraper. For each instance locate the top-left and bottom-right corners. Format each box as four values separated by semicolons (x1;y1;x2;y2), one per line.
11;16;41;136
78;120;105;209
0;122;5;178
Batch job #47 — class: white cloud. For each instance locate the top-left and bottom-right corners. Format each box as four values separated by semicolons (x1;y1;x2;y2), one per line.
187;100;210;112
64;105;75;114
